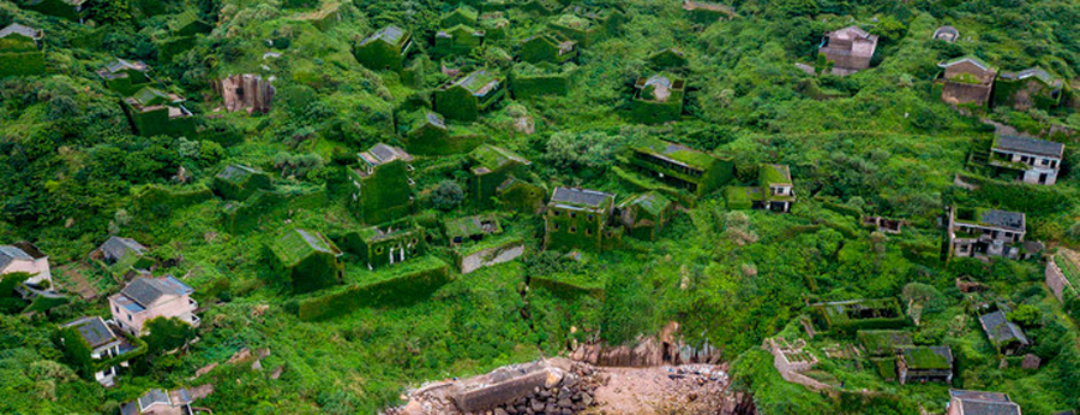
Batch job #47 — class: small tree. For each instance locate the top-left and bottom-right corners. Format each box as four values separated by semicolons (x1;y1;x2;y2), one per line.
144;317;197;354
431;180;464;211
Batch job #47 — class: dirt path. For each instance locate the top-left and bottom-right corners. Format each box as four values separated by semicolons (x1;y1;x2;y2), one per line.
53;264;98;300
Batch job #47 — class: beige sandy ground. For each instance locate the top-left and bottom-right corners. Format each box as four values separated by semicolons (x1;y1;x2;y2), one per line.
584;366;732;415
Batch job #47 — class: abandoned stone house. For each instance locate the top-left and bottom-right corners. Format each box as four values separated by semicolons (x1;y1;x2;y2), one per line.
122;86;196;138
629;138;734;197
60;316;140;387
0;23;46;77
479;11;510;40
435;69;505;122
445;214;503;246
810;298;907;334
946;207;1032;260
897;346;954;385
632;74;685;124
989;135;1064;186
96;59;152;95
435;24;485;56
819;25;878;76
267;229;344;294
120;388;194;415
617;191;675;241
342;220;424;270
979;310;1030;356
216;74;274;114
348;143;415;225
0;242;52;288
355;25;413;72
544;187;622;251
520;32;577;64
91;236;152;278
469;145;544;212
937;56;996;108
863;216;903;234
995;67;1066;111
109;275;200;336
933;25;959;43
946;389;1022;415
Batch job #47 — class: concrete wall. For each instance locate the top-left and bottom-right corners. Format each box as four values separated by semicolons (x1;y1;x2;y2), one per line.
1;258;51;286
1046;257;1075;302
111;294;197;335
459;243;523;274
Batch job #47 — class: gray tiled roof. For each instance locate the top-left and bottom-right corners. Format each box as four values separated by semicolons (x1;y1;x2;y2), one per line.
551;187;612;208
0;23;42;40
121;276;194;308
0;245;33;270
950;389;1021;415
62;316;117;348
99;236;147;262
979;311;1030;345
994;135;1064;158
138;389;170;410
979;210;1025;232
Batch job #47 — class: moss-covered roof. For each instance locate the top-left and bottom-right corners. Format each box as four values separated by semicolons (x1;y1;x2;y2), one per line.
901;346;952;370
443;214;503;240
857;330;913;356
633;137;719;170
273;229;341;267
470;144;529;172
131;87;172;106
811;298;903;325
355;221;421;243
360;25;409;47
552;14;591;30
620;192;672;216
760;164;792;186
453;69;501;95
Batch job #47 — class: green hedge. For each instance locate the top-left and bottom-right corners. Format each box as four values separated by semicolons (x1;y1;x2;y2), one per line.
0;52;46;77
133;184;213;217
296;256;451;321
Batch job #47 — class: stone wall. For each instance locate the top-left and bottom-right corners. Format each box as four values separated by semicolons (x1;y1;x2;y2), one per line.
1046;256;1075;302
763;338;830;391
216;74;274;114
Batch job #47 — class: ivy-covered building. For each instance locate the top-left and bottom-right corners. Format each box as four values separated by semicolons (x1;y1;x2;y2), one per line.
616;192;674;241
90;236;153;278
355;25;413;72
544;187;622;251
435;24;485;56
510;62;574;99
213;164;274;201
341;220;425;270
946;207;1031;260
157;9;212;62
648;47;689;70
96;59;152;96
936;56;996;108
405;112;484;155
266;229;344;293
21;0;88;22
122;87;196;138
435;69;505;122
819;25;878;76
468;145;540;210
994;67;1066;111
440;5;479;28
520;32;577;64
725;164;796;213
897;346;954;385
631;74;685;124
989;135;1064;186
809;298;908;334
348;143;415;225
547;10;617;48
479;11;510;40
0;23;46;77
628;138;735;196
58;316;144;387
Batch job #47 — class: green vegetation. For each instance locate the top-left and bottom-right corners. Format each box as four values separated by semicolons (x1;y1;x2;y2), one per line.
3;0;1080;413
